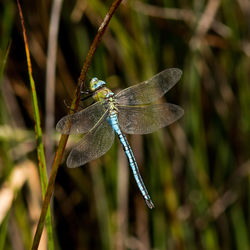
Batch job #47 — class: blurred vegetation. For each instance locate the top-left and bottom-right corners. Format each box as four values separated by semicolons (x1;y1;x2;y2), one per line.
0;0;250;249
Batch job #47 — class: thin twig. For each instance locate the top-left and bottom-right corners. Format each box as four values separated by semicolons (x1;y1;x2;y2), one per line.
133;1;195;24
31;0;123;249
190;0;221;50
132;1;230;40
194;160;250;229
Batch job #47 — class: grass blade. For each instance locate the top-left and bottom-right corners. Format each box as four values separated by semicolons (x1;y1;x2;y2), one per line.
16;1;54;249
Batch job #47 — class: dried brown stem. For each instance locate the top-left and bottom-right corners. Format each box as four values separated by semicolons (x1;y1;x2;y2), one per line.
31;0;123;249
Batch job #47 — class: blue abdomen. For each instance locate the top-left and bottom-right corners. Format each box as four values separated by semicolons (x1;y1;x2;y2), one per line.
107;113;154;209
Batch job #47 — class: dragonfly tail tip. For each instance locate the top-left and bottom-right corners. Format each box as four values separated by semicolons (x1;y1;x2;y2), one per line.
145;199;155;209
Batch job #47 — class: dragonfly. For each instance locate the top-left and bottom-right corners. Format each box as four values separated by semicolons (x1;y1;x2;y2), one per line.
56;68;184;209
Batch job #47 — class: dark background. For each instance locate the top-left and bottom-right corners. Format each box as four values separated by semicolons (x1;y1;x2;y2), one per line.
0;0;250;249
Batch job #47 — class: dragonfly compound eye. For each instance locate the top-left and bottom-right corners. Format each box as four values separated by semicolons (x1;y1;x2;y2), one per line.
90;78;106;91
90;77;99;91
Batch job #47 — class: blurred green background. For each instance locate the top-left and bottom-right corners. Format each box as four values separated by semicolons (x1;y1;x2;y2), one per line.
0;0;250;249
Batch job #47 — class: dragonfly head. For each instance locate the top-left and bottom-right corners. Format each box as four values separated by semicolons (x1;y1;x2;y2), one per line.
90;77;106;91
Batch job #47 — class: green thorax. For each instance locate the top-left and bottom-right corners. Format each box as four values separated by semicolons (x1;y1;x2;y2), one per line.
92;87;114;102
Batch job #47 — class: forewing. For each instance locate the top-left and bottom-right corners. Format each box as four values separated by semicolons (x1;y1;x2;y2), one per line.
56;101;106;134
117;103;184;134
66;112;115;168
115;68;182;105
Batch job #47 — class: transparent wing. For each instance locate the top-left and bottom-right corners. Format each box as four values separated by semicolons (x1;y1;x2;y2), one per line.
56;101;106;134
117;103;184;134
115;68;182;105
66;111;115;168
